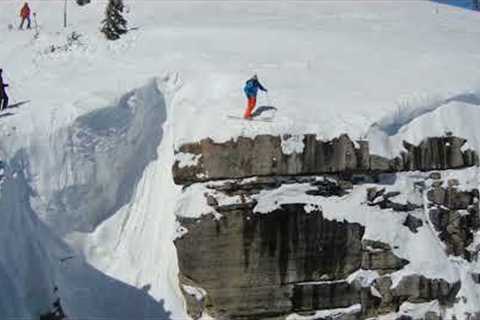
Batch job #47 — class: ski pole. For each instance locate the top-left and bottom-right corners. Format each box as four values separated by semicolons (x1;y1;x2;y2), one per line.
33;12;39;38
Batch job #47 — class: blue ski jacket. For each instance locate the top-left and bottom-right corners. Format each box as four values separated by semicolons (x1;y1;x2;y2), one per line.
244;79;267;98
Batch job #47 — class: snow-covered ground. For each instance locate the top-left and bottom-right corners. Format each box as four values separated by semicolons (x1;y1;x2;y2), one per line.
2;0;480;145
1;0;480;318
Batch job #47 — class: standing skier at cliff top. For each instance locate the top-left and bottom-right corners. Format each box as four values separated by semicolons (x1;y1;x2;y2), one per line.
19;2;31;30
243;75;268;119
0;69;9;111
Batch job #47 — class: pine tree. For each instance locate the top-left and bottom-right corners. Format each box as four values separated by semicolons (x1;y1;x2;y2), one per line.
101;0;127;40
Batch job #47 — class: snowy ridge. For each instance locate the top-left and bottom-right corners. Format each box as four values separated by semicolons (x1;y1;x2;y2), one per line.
367;92;480;158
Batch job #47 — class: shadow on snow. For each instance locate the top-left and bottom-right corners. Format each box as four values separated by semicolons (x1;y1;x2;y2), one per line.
253;105;277;117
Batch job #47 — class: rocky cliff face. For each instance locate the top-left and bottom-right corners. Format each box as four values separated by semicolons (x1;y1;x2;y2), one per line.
173;134;478;185
173;135;480;320
427;179;480;261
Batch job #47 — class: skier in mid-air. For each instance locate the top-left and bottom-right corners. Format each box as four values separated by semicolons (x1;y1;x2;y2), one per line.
243;75;267;119
19;2;31;30
0;69;9;111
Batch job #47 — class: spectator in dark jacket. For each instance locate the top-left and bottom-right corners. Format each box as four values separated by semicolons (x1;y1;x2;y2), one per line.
0;69;9;111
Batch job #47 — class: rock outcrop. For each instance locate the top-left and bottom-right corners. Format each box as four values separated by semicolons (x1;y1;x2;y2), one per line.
366;187;421;212
176;203;367;319
173;134;479;319
403;214;424;233
292;275;460;318
173;134;478;185
361;240;409;274
174;176;464;319
427;182;480;261
176;199;420;319
402;137;478;171
372;275;460;316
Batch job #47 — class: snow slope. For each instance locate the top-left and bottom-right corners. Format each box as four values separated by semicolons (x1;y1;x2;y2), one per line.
1;0;480;318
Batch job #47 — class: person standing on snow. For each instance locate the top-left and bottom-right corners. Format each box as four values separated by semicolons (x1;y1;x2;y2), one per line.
19;2;31;30
243;75;267;119
0;69;9;111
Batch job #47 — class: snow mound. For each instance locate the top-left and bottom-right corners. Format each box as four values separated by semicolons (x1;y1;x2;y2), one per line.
368;95;480;158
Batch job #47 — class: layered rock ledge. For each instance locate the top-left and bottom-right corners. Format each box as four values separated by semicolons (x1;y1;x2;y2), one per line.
174;176;467;319
173;134;480;319
173;134;478;185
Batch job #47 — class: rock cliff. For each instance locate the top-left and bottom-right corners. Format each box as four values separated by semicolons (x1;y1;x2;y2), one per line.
173;135;480;319
173;134;478;185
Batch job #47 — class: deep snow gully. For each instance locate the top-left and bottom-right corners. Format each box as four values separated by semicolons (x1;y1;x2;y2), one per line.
0;75;187;318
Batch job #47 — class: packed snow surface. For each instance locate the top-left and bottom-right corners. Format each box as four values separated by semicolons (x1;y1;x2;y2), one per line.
1;0;480;318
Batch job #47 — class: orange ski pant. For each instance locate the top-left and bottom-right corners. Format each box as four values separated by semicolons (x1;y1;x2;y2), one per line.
244;97;256;118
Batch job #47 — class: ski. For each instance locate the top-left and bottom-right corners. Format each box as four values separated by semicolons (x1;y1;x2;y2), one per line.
227;115;273;123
